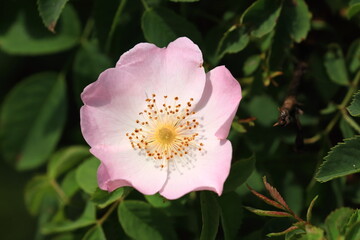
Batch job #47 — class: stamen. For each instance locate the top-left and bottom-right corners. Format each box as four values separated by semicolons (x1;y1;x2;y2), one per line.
127;94;204;162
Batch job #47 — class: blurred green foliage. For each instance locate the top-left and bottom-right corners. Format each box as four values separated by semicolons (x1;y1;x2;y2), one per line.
0;0;360;239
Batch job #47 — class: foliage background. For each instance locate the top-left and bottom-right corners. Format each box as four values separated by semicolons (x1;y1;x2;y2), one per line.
0;0;360;239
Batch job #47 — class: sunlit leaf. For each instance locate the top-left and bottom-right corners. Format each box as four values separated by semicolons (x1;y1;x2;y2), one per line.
348;0;360;19
316;136;360;182
37;0;70;32
0;72;67;170
200;191;220;240
324;207;354;240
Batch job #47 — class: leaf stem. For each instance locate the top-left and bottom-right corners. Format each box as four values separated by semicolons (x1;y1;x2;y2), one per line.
97;200;120;225
80;18;95;44
305;70;360;143
97;188;132;225
50;179;69;204
105;0;128;53
341;108;360;133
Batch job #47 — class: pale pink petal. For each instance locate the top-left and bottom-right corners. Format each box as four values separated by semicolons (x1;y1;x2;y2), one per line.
97;163;132;191
195;66;242;139
159;139;232;200
80;68;147;147
91;146;167;195
115;37;206;104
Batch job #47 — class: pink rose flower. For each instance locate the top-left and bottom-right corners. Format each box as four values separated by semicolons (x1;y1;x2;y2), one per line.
80;37;242;200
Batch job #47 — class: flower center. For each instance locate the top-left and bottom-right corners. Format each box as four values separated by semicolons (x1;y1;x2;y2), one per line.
156;126;176;144
126;94;204;168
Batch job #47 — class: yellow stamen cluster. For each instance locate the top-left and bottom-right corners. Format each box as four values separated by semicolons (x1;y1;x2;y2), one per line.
126;94;204;167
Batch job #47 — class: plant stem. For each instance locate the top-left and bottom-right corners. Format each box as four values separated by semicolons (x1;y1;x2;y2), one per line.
305;70;360;143
97;200;120;225
50;179;69;204
105;0;128;53
80;18;94;44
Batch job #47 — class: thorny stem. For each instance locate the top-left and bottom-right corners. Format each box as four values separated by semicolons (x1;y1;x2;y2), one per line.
304;70;360;144
105;0;128;53
50;179;69;204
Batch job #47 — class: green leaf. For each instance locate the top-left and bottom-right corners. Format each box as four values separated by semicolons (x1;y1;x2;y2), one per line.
340;117;355;138
347;39;360;74
219;192;243;240
47;146;90;179
61;170;80;199
282;0;311;42
145;193;172;208
75;157;100;195
118;200;177;240
241;0;282;38
324;207;354;239
73;41;112;107
231;122;247;133
91;187;124;208
142;7;201;48
246;95;279;126
306;195;318;223
42;201;96;234
217;26;249;59
324;44;350;86
316;136;360;182
223;155;256;192
83;225;106;240
200;191;220;240
37;0;70;32
347;90;360;117
0;72;67;170
243;55;262;76
24;175;59;216
346;221;360;240
348;0;360;19
245;207;292;217
0;4;80;55
304;225;325;240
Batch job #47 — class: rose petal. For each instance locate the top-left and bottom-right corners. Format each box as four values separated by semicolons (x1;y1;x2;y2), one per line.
91;145;167;195
195;66;242;139
159;139;232;200
115;37;206;104
80;68;147;147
